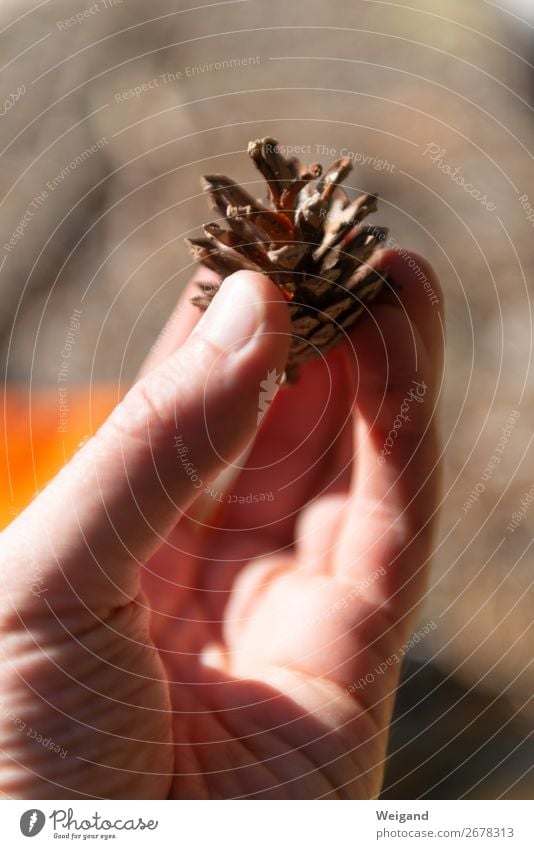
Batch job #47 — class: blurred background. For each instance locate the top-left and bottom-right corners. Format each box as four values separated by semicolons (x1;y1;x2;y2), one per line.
0;0;532;798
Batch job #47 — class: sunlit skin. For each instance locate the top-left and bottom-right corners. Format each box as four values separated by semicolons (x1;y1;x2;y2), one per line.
0;249;443;799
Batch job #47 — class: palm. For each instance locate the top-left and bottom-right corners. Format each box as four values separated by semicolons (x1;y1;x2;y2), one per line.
142;348;409;798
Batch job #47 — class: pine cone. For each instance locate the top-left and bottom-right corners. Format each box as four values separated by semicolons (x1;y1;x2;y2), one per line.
187;137;389;382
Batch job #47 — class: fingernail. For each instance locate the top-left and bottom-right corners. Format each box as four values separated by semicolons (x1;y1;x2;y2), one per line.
196;271;265;352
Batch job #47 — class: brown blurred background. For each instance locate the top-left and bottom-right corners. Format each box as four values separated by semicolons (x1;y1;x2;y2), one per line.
0;0;532;798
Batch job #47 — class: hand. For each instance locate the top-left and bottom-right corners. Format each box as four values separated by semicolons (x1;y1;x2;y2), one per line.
0;248;443;799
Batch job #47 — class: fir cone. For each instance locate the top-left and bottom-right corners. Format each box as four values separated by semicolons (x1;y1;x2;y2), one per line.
187;137;389;382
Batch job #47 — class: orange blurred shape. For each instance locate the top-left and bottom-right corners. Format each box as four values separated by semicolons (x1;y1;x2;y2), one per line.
0;385;119;530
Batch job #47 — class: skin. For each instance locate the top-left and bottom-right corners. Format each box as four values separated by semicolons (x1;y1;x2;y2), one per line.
0;248;443;799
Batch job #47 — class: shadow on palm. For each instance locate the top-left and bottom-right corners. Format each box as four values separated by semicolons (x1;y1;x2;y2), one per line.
143;343;355;645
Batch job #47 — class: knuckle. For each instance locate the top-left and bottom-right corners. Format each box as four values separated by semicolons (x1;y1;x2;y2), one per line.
106;366;182;447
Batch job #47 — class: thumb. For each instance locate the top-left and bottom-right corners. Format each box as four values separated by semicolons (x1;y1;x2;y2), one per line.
2;271;290;612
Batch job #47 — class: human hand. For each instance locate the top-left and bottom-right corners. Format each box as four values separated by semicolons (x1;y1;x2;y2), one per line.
0;248;443;799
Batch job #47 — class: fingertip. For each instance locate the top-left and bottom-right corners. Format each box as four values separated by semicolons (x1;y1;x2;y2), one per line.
344;252;440;430
368;248;444;381
376;248;441;296
374;248;443;319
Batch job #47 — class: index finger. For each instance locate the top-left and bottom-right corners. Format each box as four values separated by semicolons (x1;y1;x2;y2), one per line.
137;267;220;378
